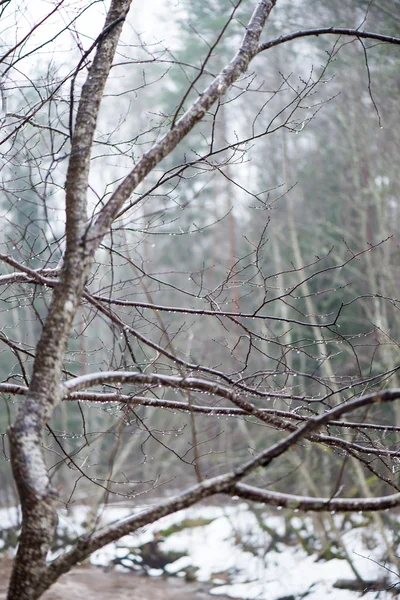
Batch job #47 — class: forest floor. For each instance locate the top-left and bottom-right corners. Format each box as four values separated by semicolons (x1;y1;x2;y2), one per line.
0;503;397;599
0;561;233;600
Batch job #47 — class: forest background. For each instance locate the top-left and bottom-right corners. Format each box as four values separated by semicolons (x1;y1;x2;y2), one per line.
1;0;400;597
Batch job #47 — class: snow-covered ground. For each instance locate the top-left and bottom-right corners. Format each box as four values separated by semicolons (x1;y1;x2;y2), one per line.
1;502;399;599
59;503;399;599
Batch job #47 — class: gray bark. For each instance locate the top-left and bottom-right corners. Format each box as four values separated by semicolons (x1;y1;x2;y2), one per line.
7;1;132;597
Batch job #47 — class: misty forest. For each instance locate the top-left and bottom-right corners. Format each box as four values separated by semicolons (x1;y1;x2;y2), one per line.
1;0;400;598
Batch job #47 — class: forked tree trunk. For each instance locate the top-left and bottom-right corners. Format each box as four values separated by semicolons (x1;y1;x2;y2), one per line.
6;2;278;597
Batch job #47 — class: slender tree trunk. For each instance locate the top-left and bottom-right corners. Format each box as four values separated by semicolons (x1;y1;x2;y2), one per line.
7;2;132;597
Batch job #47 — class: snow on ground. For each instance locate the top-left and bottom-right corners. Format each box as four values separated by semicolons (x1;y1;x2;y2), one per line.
2;502;397;598
55;502;398;600
0;507;19;530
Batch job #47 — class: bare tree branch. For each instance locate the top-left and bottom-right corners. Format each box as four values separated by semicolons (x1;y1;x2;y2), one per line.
257;27;400;54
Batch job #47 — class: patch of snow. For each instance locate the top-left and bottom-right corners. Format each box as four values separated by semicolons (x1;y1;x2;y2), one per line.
0;507;20;529
41;502;400;599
